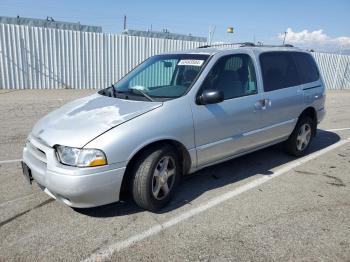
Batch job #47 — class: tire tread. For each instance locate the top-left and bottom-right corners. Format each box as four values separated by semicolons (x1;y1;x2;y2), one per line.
285;116;314;157
132;145;178;211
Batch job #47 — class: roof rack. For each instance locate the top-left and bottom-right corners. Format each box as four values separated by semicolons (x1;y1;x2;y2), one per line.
197;42;294;49
258;44;295;48
198;42;255;48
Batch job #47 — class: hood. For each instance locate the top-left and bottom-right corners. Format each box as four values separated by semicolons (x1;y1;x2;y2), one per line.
31;94;162;148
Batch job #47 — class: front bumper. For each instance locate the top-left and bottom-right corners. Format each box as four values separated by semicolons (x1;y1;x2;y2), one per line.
317;107;326;124
22;136;126;208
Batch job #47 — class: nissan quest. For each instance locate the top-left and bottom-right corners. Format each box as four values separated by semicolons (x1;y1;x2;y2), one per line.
22;43;326;211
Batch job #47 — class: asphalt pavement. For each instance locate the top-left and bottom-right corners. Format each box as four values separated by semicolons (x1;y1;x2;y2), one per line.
0;89;349;261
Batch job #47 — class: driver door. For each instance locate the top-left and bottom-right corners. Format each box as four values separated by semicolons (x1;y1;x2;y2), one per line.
191;53;265;167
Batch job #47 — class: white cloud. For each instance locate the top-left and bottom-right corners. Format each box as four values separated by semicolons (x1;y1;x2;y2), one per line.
278;28;350;52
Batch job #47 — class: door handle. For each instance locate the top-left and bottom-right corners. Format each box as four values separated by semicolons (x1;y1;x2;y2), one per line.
255;99;271;110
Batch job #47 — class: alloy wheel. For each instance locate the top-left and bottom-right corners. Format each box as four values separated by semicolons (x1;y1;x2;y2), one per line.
151;156;176;200
296;123;312;151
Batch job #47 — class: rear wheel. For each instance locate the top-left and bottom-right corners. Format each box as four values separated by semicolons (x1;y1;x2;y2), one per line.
285;116;314;156
131;145;180;211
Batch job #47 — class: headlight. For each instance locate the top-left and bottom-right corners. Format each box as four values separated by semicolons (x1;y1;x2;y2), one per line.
56;145;107;167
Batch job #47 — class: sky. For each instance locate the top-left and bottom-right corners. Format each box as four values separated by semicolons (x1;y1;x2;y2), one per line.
1;0;349;52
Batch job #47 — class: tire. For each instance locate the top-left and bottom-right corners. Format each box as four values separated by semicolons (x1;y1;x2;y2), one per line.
284;116;314;157
131;145;180;211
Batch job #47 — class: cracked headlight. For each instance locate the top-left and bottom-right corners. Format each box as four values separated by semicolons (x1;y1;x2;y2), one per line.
56;145;107;167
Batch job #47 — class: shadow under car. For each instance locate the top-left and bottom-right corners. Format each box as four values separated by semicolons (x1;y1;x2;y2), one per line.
75;129;340;217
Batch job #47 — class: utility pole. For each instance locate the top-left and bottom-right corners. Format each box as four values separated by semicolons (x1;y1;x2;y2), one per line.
123;15;127;30
208;25;216;45
282;31;287;45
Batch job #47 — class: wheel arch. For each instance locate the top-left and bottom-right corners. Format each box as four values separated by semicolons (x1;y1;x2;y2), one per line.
119;139;192;196
299;106;317;136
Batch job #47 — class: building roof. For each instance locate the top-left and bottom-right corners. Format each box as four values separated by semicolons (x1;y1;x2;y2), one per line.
122;29;207;42
0;16;102;33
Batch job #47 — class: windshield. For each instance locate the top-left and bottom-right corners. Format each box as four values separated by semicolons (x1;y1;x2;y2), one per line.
112;54;210;101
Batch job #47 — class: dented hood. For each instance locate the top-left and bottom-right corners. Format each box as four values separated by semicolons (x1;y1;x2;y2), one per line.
31;94;162;148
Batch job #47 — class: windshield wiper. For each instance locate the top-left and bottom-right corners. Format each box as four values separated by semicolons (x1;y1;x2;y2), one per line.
128;86;155;102
111;84;117;98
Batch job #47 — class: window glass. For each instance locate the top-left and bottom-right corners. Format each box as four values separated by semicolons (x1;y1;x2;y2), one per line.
292;52;319;84
129;59;177;88
113;54;209;100
260;52;300;92
201;54;258;100
172;65;202;88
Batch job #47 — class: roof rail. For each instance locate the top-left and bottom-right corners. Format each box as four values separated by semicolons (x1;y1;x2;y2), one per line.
198;42;255;48
197;43;294;49
259;44;295;48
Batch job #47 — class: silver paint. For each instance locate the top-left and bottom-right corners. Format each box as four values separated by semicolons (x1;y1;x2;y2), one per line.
22;46;326;208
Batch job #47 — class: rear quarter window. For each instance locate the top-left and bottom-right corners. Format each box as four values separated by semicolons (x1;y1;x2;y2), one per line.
260;52;300;92
292;52;320;84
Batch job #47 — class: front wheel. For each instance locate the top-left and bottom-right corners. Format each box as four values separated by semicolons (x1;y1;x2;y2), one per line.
284;116;314;157
131;145;180;211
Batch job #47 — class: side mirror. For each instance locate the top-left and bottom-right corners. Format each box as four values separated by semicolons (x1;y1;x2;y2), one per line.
196;89;224;105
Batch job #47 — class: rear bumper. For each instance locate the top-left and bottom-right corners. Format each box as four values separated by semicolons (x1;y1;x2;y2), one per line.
22;136;126;208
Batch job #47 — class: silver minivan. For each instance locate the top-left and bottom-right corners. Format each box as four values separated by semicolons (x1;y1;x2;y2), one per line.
22;44;326;211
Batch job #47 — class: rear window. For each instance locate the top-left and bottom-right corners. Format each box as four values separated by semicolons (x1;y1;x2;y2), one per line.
260;52;300;92
293;52;320;84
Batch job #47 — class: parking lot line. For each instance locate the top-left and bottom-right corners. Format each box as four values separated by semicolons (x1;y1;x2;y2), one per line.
325;127;350;132
84;137;350;262
0;159;22;164
0;192;42;208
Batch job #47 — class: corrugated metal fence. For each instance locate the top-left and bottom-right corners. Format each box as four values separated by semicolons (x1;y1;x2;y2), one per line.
312;52;350;90
1;23;349;90
0;24;202;89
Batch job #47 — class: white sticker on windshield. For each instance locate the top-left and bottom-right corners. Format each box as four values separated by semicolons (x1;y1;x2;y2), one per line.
178;59;204;66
